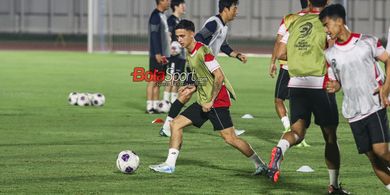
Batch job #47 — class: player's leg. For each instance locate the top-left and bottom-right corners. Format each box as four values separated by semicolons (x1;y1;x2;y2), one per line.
209;107;267;175
370;109;390;163
146;56;159;113
267;88;310;182
274;68;291;132
150;103;206;173
159;85;196;136
366;151;390;191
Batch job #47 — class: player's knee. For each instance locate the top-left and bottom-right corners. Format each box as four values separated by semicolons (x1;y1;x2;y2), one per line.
274;98;284;105
373;150;390;161
221;133;236;145
170;119;180;132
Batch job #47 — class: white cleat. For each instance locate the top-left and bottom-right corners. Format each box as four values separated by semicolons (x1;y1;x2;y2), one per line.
149;163;175;173
235;129;245;136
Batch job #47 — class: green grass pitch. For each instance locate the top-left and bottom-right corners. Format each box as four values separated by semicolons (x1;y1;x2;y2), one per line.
0;51;387;194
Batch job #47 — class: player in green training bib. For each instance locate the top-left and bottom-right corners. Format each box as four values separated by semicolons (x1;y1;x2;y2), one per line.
149;19;268;175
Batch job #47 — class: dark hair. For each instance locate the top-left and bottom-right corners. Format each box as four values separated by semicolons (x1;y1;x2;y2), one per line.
155;0;160;5
319;4;346;23
218;0;239;13
171;0;185;12
175;19;195;32
309;0;327;7
300;0;308;9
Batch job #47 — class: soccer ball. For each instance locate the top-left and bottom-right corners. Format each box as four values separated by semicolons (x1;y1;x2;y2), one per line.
76;93;90;106
170;41;182;56
68;92;79;105
157;100;171;113
116;150;140;174
91;93;105;106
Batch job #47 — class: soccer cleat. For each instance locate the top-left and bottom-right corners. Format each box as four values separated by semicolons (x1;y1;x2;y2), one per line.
253;163;268;176
267;147;283;182
159;127;170;137
149;162;175;173
328;184;350;194
234;129;245;136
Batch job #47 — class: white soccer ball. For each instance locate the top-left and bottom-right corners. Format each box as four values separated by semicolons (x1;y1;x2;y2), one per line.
91;93;105;106
68;92;79;105
170;41;182;56
157;100;171;113
76;93;91;106
116;150;140;174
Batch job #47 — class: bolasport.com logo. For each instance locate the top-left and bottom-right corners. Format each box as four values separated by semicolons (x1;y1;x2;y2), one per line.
130;67;207;86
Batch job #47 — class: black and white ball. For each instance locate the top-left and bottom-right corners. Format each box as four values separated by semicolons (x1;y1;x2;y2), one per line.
157;100;171;113
68;92;79;105
170;41;182;56
116;150;140;174
91;93;105;106
76;93;91;106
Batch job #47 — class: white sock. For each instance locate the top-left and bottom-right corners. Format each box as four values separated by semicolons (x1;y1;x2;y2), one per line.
163;91;170;102
385;184;390;191
281;116;290;130
249;152;265;168
152;100;159;110
171;92;178;103
328;169;340;188
162;116;173;136
277;139;290;156
165;148;179;167
147;100;153;111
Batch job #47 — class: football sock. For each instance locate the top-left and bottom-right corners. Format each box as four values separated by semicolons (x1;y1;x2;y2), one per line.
163;116;173;132
249;152;265;168
171;92;178;103
147;100;153;111
168;100;184;118
277;139;290;156
165;148;179;167
385;184;390;191
281;116;290;130
163;91;170;102
152;100;159;110
328;169;340;188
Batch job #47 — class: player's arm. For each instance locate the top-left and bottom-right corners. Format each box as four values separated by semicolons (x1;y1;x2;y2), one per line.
201;53;222;112
376;51;390;106
150;14;163;63
269;34;283;78
220;40;247;63
325;59;341;93
195;21;217;45
276;32;288;61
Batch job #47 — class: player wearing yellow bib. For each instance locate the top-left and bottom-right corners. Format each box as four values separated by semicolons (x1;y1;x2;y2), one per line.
149;19;267;175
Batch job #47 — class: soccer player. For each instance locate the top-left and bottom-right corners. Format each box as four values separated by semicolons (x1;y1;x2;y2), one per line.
146;0;171;114
269;0;350;194
163;0;186;104
320;4;390;191
269;0;310;147
149;19;267;175
159;0;247;137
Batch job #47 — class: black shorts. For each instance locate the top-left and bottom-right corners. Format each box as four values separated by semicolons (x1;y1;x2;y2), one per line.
180;103;233;131
149;56;167;72
290;88;339;128
274;68;290;100
349;108;390;154
168;56;186;74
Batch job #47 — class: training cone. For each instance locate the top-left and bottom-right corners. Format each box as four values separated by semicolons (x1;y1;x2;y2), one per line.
152;118;164;124
241;114;254;119
296;165;314;173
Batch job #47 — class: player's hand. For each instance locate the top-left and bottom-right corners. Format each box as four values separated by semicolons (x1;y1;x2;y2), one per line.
201;101;213;112
155;54;168;65
178;85;196;97
326;80;341;93
237;53;248;63
377;86;390;107
269;63;277;78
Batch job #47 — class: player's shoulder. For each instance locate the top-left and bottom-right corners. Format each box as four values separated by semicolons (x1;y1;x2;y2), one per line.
150;9;161;22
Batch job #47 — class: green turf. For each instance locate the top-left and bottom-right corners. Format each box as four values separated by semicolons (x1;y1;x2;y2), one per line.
0;51;387;194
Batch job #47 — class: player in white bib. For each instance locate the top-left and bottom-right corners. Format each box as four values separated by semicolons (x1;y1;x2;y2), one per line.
321;4;390;192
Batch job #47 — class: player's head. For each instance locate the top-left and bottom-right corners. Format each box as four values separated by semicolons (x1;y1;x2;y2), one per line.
309;0;327;8
175;19;195;49
319;4;347;40
300;0;308;9
156;0;171;11
218;0;239;21
171;0;186;15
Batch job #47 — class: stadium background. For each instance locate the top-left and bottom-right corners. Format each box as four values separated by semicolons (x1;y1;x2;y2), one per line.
0;0;389;52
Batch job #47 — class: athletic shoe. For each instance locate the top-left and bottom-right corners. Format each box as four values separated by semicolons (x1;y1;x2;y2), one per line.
267;147;283;182
149;162;175;173
159;127;170;137
234;129;245;136
328;184;350;194
253;164;268;175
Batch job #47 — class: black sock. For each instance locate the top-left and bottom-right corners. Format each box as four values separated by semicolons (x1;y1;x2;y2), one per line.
168;100;184;118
